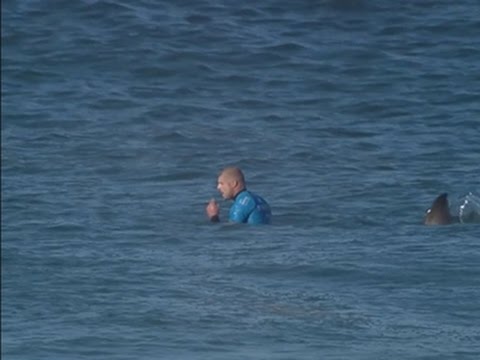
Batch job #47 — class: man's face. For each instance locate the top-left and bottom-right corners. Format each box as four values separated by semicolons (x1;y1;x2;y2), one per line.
217;174;236;200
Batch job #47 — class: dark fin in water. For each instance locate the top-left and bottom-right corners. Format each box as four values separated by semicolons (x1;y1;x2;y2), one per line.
424;193;453;225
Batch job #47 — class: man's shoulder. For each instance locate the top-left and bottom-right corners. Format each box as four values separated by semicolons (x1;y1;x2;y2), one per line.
235;190;255;206
240;191;270;208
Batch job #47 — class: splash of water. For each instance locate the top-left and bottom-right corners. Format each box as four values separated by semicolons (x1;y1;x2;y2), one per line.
457;192;480;224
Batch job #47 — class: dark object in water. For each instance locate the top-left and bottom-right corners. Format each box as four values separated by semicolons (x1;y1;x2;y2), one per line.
424;193;454;225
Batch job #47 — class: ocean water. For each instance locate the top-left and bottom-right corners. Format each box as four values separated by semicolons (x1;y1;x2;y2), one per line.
2;0;480;359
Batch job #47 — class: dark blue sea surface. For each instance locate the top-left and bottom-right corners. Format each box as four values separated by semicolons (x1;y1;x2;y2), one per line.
2;0;480;359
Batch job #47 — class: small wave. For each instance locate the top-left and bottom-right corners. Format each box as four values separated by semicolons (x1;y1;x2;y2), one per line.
221;98;273;110
90;97;143;111
264;42;309;54
456;193;480;224
185;14;212;24
151;172;207;183
152;131;188;142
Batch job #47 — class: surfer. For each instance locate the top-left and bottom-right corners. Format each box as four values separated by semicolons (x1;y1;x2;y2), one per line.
206;166;272;224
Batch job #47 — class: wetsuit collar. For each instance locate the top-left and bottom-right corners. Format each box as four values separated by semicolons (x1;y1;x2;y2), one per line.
233;188;247;201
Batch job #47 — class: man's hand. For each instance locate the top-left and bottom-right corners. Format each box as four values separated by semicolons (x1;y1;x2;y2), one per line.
206;198;220;222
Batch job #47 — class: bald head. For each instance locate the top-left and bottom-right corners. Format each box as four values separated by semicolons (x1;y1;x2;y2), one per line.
220;167;245;183
216;167;246;200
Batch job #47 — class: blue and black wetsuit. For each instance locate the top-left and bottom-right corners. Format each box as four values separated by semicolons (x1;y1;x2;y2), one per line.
229;190;271;224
